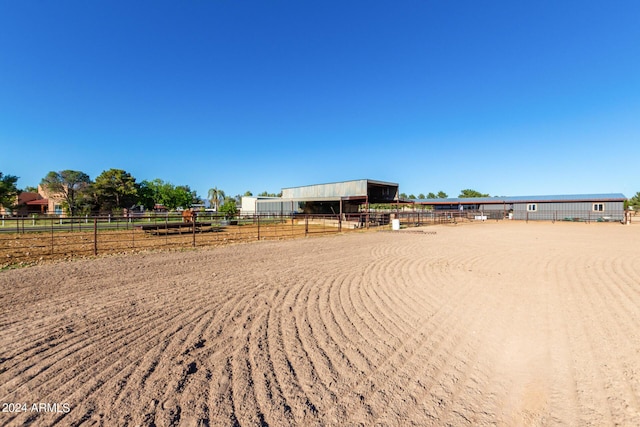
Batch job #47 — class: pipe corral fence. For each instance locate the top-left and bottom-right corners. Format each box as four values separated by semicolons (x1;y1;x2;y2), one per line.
0;208;630;267
0;212;388;266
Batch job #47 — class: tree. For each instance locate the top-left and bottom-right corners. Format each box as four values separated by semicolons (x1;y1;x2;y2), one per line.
458;189;489;198
157;180;177;209
40;170;91;216
258;191;277;197
628;192;640;210
427;192;436;199
243;190;253;197
437;191;448;199
93;169;138;213
219;197;238;219
0;172;20;210
137;179;195;211
418;193;425;199
75;182;100;215
137;180;157;210
399;192;408;199
175;185;197;209
208;187;225;211
408;194;416;199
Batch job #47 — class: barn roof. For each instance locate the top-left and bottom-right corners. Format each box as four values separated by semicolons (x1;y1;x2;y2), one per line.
281;179;399;203
281;178;398;191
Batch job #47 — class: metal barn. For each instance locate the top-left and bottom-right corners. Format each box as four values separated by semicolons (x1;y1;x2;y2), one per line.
277;179;399;215
412;193;626;222
509;194;626;222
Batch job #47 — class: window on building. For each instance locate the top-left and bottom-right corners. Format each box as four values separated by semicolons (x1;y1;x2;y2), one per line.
527;204;537;212
593;203;604;212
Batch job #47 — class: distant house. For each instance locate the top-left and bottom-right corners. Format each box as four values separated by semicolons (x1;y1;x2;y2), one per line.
23;192;50;215
36;185;66;216
0;185;67;217
0;191;46;216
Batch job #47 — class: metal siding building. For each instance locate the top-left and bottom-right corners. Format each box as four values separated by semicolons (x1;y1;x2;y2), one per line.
511;197;625;222
281;179;398;202
277;179;399;215
241;197;302;215
412;194;626;222
241;180;399;215
282;180;368;199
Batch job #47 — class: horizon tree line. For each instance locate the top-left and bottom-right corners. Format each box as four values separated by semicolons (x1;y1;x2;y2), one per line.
1;169;201;216
399;189;490;200
3;170;639;215
0;169;286;217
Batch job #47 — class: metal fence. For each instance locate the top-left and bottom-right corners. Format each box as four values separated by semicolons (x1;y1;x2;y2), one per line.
0;213;376;266
1;208;628;267
391;208;627;224
515;209;626;223
392;210;470;226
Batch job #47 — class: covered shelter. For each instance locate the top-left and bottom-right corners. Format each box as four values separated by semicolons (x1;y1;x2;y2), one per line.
279;179;399;216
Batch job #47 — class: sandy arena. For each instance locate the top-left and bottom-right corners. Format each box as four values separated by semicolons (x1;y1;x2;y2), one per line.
1;221;639;426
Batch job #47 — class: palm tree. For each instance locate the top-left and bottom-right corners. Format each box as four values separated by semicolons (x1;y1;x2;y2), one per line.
208;187;225;211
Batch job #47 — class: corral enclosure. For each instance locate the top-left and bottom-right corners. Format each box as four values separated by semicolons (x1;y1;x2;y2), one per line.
0;214;355;267
0;211;465;267
1;222;640;426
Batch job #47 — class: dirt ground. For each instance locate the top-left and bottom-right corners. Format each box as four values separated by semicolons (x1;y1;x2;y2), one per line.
1;221;639;426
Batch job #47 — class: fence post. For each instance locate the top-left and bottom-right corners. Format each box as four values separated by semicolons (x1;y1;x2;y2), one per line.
305;215;309;236
257;214;260;240
94;218;98;255
51;217;54;255
192;216;196;247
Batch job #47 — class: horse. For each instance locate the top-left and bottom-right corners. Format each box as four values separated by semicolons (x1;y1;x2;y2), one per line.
182;208;197;223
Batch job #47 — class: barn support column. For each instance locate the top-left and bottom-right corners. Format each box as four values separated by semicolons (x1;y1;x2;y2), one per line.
366;195;369;229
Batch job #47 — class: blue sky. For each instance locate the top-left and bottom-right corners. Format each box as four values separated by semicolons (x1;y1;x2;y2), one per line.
1;1;638;200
